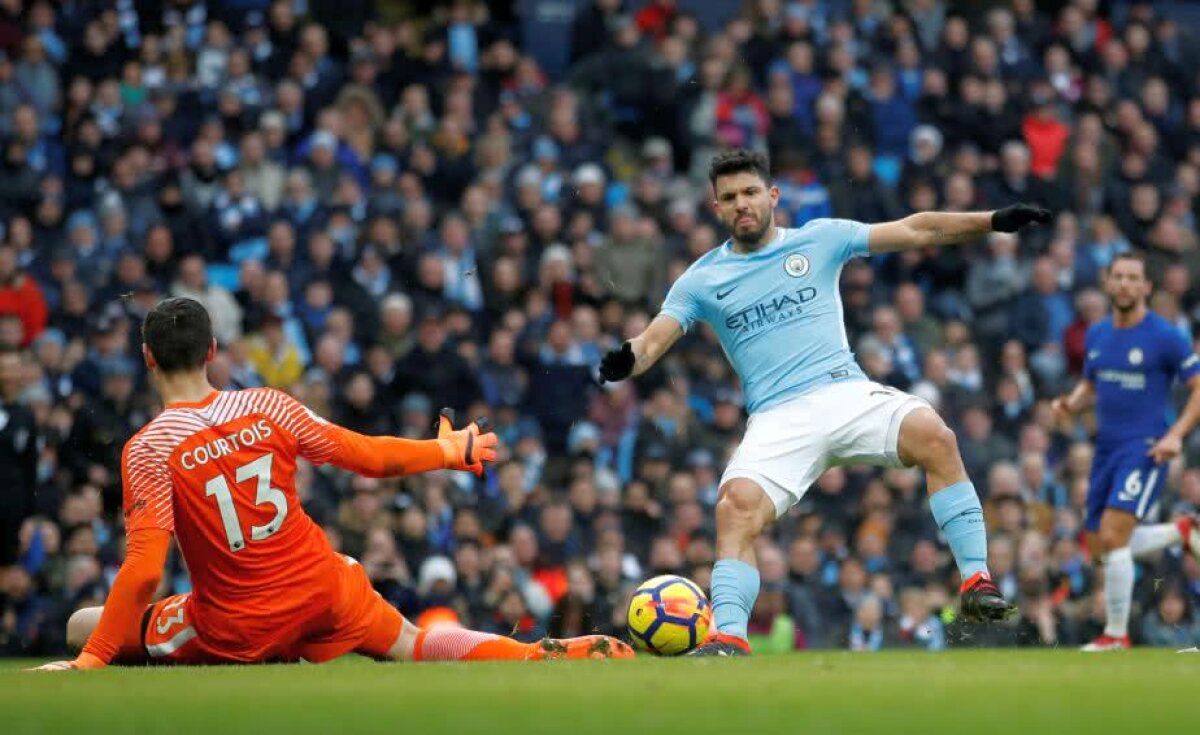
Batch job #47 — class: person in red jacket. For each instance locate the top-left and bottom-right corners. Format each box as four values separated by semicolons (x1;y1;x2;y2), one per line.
0;246;47;347
716;65;770;151
1062;288;1107;376
1023;90;1070;179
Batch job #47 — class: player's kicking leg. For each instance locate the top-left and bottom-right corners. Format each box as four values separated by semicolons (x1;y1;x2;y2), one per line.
691;386;1014;658
896;407;1017;622
691;383;904;656
687;477;776;656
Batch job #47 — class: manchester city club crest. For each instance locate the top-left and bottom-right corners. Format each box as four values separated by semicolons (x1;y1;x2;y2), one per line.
784;253;810;277
1128;348;1143;365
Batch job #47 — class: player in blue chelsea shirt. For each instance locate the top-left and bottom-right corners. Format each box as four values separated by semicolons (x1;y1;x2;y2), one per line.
1053;251;1200;651
599;150;1051;655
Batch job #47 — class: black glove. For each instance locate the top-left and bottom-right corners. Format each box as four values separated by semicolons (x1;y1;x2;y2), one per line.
992;204;1052;233
598;342;636;383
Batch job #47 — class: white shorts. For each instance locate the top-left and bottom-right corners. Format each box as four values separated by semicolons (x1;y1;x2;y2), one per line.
720;381;929;517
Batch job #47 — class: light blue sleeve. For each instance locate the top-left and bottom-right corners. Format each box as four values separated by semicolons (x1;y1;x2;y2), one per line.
804;218;871;263
659;271;702;334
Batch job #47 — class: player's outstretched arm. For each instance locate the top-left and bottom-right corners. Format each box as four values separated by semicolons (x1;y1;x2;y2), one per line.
1149;374;1200;463
319;418;498;478
868;204;1052;254
270;389;498;477
28;528;170;672
599;315;684;382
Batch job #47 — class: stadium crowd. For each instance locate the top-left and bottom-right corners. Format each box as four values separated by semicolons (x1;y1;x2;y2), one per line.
3;0;1200;656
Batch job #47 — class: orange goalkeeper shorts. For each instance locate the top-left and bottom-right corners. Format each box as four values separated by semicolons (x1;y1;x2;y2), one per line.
140;555;404;664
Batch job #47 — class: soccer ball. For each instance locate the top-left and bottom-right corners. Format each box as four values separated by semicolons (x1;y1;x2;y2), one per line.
626;574;711;656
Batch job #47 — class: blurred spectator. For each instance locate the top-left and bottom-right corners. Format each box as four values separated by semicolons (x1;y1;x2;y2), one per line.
1141;585;1200;648
0;345;37;567
895;586;945;651
774;149;832;226
1062;288;1107;375
845;595;895;652
393;307;479;415
1023;87;1071;179
547;561;596;638
715;64;768;152
247;313;303;389
595;205;666;307
1011;256;1072;385
858;306;922;388
0;245;46;346
570;0;623;65
866;64;917;171
747;582;802;654
831;142;904;223
171;254;243;346
967;233;1027;365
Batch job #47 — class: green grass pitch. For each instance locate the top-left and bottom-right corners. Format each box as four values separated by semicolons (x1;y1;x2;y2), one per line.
1;650;1194;734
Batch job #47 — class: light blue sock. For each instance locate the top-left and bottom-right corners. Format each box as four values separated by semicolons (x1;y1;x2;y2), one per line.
710;558;760;639
928;481;989;581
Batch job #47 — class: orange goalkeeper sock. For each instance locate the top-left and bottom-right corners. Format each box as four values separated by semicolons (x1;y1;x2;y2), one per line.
413;628;532;661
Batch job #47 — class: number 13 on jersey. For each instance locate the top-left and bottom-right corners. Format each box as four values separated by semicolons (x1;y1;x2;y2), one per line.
204;453;288;552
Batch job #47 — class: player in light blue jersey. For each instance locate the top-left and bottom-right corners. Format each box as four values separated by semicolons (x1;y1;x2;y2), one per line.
598;149;1051;655
1052;252;1200;651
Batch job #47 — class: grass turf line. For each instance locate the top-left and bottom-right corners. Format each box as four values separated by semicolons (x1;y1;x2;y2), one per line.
1;649;1193;735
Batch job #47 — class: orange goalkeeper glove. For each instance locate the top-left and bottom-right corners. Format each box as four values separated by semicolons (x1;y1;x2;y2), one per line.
436;409;498;476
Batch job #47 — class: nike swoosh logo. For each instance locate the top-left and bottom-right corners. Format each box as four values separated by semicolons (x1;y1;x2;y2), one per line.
716;287;737;300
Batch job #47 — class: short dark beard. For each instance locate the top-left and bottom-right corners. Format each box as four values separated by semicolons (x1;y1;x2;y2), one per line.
730;216;772;252
1112;297;1139;314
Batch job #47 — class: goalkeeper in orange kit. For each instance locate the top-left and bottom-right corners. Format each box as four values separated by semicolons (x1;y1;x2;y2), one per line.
30;297;632;670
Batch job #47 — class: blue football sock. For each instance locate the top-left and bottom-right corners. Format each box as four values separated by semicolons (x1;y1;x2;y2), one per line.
710;558;760;639
928;481;989;581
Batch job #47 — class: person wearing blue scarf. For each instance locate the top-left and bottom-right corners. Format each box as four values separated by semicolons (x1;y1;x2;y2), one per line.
847;596;887;652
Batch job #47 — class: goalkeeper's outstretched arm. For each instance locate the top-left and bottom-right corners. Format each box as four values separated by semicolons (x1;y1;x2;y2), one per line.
275;391;498;477
321;411;497;478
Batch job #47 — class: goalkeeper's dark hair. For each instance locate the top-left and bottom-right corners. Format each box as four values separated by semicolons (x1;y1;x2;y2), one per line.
142;297;213;373
708;149;771;190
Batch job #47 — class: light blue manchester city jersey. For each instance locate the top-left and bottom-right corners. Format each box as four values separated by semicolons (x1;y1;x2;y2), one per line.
660;219;871;414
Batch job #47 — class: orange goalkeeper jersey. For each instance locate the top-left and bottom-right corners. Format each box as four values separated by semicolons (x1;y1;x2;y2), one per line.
122;388;436;660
